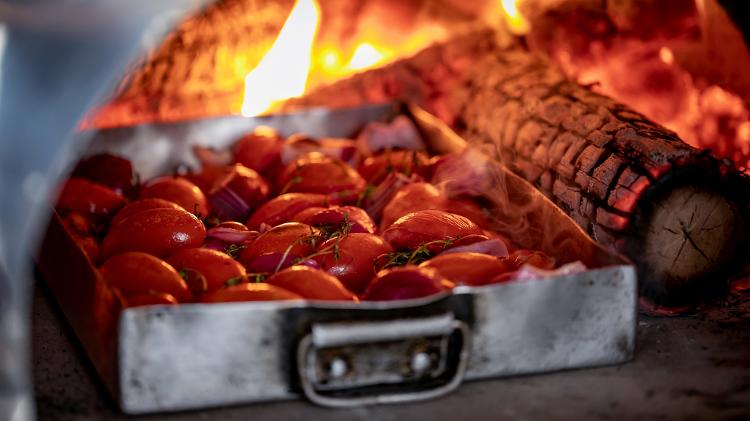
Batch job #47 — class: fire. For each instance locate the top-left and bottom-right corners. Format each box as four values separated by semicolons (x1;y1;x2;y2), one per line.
241;0;320;117
499;0;529;34
347;43;386;71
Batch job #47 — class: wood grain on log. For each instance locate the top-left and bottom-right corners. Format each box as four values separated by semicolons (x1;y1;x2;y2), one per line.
288;30;750;305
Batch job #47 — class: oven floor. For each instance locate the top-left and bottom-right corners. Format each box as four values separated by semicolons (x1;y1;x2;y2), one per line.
32;281;750;420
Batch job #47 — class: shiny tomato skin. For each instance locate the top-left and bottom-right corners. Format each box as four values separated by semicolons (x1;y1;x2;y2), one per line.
203;283;302;302
99;252;192;302
139;176;210;217
277;154;365;195
382;210;483;252
362;266;455;301
167;248;247;292
126;292;179;308
419;252;511;286
101;208;206;259
56;177;126;217
238;222;320;267
206;164;271;220
312;233;394;294
265;266;357;301
295;206;376;235
357;150;430;185
110;198;183;228
380;182;443;230
246;193;329;230
232;127;284;174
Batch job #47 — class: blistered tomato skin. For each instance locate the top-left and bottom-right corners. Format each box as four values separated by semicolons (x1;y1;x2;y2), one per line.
99;252;192;302
312;233;394;294
139;176;210;217
265;266;357;301
203;283;302;302
110;198;183;228
101;208;207;259
362;266;455;301
382;209;483;252
56;177;126;217
167;248;247;292
419;252;511;286
246;193;329;230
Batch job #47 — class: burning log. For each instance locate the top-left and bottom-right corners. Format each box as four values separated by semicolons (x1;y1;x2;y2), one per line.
288;30;750;306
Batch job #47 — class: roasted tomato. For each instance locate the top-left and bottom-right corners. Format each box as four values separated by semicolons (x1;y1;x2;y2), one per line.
110;198;183;227
382;210;483;253
362;266;454;301
232;126;284;174
293;205;376;236
139;176;210;217
99;252;192;302
276;154;365;197
126;292;179;308
203;283;302;302
282;134;357;165
380;182;443;230
238;222;320;268
507;250;556;270
56;177;126;218
205;164;271;221
167;248;247;293
101;208;206;259
380;182;487;230
71;153;135;196
357;150;430;185
312;233;394;294
246;193;329;230
265;266;357;301
419;252;511;286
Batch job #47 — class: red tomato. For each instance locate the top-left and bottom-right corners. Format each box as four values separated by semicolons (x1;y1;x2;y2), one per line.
71;153;135;196
140;176;210;217
294;206;376;235
380;182;443;230
357;150;430;185
508;250;556;270
238;222;320;267
419;252;511;286
110;198;183;227
232;126;284;174
101;208;206;259
265;266;357;301
380;182;488;230
246;193;329;230
203;283;302;302
167;248;247;292
126;292;179;308
206;164;270;221
382;210;483;252
276;154;365;196
56;177;126;217
99;252;192;302
290;206;328;223
312;233;394;294
362;266;455;301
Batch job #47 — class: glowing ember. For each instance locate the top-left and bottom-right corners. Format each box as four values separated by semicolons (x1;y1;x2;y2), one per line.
241;0;320;117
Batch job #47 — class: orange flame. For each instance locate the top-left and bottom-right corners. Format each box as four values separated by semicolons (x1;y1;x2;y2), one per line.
241;0;320;117
499;0;529;34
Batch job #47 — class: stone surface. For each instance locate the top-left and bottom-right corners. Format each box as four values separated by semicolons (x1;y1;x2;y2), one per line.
33;282;750;420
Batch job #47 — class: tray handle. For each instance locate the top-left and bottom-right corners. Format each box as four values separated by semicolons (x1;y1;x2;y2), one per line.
296;313;471;407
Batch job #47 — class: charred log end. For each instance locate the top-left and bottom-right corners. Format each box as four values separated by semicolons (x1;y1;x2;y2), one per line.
629;179;748;306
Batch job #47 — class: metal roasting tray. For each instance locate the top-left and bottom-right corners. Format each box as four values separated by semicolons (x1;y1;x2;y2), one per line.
36;103;637;414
